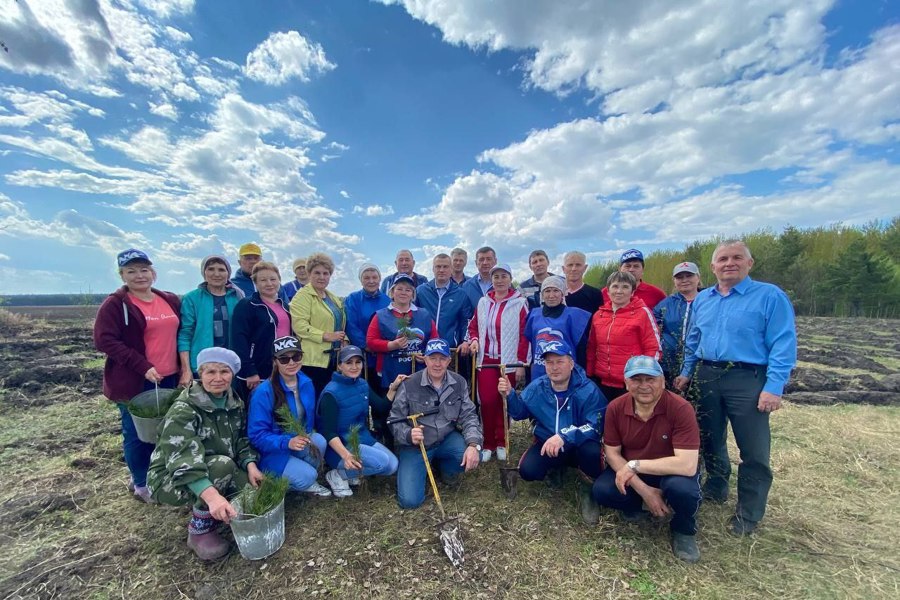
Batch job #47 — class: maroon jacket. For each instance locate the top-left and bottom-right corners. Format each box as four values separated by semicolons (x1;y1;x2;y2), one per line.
93;286;181;402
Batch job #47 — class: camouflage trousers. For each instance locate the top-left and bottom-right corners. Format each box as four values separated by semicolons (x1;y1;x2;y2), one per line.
153;454;249;509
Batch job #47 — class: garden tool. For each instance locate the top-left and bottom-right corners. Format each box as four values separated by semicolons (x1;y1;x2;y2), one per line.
386;408;465;567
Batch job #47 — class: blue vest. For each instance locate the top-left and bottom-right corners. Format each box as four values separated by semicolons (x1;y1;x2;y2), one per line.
375;307;434;387
321;372;375;446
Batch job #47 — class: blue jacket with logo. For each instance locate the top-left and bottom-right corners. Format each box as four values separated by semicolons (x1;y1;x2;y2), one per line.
415;280;473;347
507;365;607;447
247;372;317;476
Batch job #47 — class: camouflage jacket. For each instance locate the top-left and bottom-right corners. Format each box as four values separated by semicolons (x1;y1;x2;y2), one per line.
147;382;258;498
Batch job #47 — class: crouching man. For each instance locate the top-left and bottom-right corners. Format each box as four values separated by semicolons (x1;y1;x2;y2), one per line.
591;355;702;563
389;338;483;509
497;338;607;523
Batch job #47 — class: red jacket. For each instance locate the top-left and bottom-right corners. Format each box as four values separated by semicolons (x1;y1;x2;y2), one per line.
602;281;666;309
93;286;181;402
587;296;661;388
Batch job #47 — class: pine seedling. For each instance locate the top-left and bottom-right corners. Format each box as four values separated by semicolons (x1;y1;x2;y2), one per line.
236;474;290;518
276;404;321;463
395;313;418;340
347;424;363;463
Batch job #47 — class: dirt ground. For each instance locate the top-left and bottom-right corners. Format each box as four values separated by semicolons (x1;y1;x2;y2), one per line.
0;312;898;599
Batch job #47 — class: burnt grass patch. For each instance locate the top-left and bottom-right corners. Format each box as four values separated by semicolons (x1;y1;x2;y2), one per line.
0;312;898;599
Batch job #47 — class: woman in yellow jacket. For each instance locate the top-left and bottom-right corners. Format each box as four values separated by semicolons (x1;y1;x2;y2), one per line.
290;252;346;399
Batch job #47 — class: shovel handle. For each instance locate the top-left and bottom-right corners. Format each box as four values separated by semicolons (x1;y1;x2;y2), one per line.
410;414;445;519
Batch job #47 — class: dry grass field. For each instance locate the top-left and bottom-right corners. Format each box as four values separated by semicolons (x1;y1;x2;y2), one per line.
0;309;898;599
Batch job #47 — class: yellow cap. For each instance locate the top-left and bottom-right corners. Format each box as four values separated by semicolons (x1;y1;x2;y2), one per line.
238;242;262;257
292;258;307;271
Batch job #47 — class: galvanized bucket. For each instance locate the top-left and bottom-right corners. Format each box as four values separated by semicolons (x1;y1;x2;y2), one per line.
127;387;177;444
229;498;286;560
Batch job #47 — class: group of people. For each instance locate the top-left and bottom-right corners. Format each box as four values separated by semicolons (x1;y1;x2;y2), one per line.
94;239;797;563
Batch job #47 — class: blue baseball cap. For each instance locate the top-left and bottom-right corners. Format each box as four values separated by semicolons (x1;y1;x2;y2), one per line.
537;338;572;358
423;338;451;357
624;355;664;378
390;273;417;289
117;248;152;267
620;249;644;264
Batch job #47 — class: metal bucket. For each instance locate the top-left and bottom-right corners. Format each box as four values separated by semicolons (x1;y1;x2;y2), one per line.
229;498;286;560
127;388;177;444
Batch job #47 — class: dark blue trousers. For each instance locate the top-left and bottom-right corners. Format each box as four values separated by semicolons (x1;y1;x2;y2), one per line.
696;364;770;523
518;438;603;481
591;467;701;535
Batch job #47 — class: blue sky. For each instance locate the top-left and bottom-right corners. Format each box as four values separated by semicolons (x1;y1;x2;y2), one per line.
1;0;898;296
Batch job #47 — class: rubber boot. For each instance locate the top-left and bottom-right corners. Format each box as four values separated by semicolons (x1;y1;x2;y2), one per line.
186;509;230;560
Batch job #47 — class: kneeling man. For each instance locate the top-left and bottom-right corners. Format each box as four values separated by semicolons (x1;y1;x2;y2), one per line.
498;338;606;482
389;338;483;509
591;355;702;563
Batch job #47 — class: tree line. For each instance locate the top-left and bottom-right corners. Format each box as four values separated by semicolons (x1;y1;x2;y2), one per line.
585;217;900;318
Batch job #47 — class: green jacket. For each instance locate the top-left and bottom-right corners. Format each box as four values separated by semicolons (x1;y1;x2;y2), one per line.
147;382;258;501
289;284;346;369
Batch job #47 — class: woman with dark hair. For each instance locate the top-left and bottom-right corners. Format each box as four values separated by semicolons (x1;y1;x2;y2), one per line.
247;336;332;496
177;255;244;386
94;248;184;503
230;261;290;401
587;271;661;401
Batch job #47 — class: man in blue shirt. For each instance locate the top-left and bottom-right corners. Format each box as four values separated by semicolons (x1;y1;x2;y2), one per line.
675;240;797;536
460;246;496;311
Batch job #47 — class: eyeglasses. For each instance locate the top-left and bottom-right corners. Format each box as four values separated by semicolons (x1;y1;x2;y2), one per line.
276;353;303;365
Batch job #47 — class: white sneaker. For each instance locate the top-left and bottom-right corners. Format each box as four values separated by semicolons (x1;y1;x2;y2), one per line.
301;481;333;497
480;449;493;463
326;469;353;497
496;447;508;461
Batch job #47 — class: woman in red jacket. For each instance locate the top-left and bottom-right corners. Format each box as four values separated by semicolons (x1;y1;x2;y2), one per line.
587;271;661;401
93;249;184;503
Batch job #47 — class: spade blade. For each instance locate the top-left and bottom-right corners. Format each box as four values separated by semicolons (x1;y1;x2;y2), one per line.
438;521;465;567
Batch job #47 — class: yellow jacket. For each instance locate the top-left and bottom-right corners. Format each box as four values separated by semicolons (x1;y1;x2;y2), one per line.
289;284;346;368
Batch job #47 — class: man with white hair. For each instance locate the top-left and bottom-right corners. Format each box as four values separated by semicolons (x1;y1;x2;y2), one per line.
562;251;603;314
675;240;797;536
380;249;429;294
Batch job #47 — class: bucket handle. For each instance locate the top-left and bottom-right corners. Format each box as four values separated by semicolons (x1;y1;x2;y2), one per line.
154;381;160;416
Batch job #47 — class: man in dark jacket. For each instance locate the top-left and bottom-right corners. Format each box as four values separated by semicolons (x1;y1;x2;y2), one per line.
380;249;428;294
519;249;556;310
415;253;473;350
390;338;483;509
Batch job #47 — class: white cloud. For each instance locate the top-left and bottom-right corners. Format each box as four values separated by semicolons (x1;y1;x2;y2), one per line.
164;26;192;43
148;99;178;120
0;253;9;261
245;31;336;85
137;0;196;19
381;1;900;256
339;190;350;198
353;204;394;216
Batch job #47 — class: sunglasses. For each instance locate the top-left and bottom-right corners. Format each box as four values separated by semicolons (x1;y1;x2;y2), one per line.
276;353;303;365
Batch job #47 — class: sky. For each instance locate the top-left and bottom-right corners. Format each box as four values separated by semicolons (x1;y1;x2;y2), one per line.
1;0;898;296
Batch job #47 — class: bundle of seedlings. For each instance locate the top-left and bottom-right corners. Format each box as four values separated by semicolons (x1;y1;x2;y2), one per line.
346;424;367;494
235;474;289;519
276;403;321;463
395;314;419;340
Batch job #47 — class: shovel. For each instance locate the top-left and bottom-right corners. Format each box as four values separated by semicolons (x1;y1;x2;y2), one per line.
479;362;528;499
387;409;465;567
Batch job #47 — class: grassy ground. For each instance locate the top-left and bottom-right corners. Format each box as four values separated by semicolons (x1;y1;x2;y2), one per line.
1;312;899;599
0;399;898;599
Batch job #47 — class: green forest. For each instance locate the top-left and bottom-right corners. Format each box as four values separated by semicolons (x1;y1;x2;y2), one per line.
584;218;900;318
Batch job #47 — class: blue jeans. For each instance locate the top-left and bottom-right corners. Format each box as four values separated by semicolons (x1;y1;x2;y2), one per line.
327;442;399;479
396;431;468;509
591;467;702;535
282;433;327;491
118;374;178;487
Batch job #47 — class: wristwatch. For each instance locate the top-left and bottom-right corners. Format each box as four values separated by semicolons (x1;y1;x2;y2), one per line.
627;459;641;473
469;443;482;452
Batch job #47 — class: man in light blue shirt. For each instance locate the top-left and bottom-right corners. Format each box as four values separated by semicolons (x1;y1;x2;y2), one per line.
675;240;797;536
